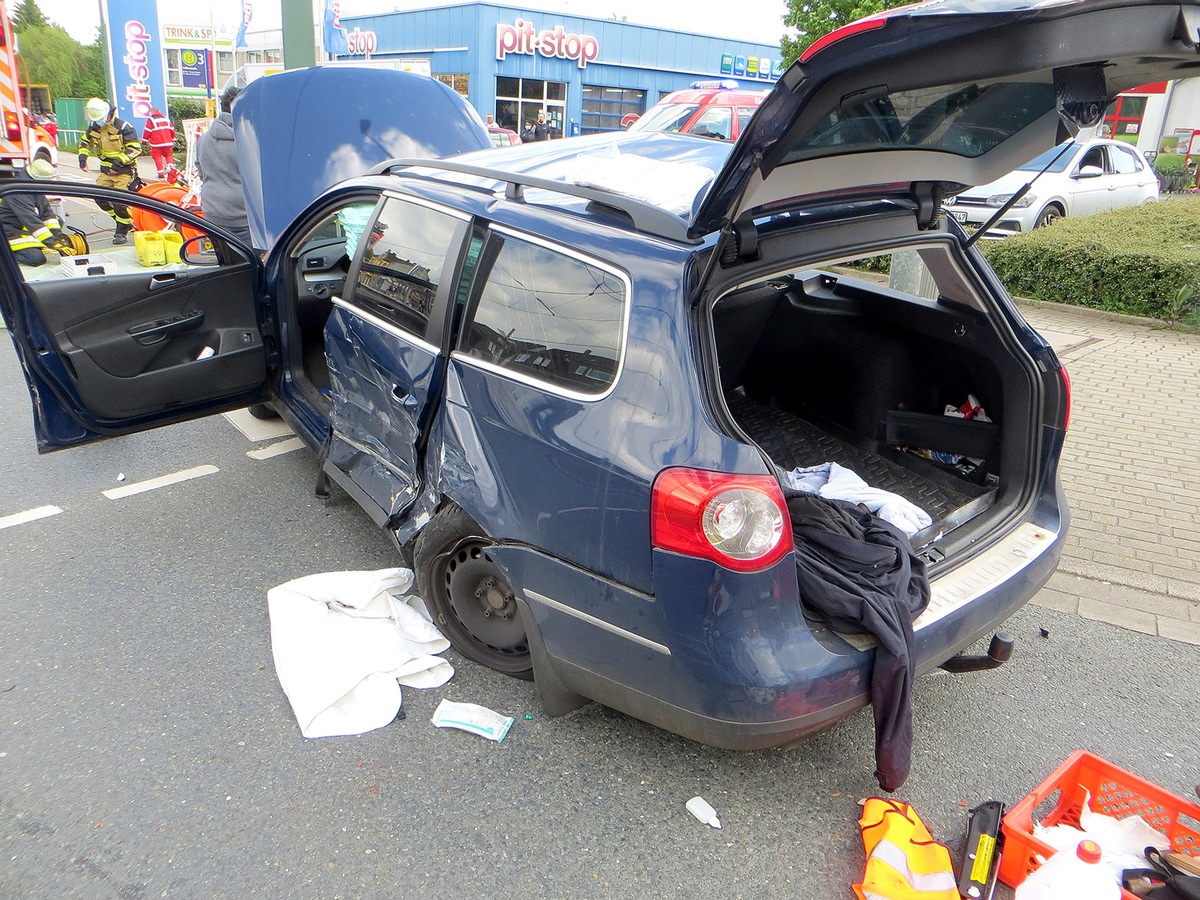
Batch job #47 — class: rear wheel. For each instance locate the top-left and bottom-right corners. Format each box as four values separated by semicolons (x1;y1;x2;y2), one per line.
414;506;532;679
1033;204;1064;228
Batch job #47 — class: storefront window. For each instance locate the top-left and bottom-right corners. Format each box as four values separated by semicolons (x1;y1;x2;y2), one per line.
165;49;182;87
582;85;646;135
496;77;567;139
1104;95;1147;143
434;74;469;96
216;51;234;76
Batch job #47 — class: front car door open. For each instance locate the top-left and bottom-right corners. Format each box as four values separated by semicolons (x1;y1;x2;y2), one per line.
0;183;269;451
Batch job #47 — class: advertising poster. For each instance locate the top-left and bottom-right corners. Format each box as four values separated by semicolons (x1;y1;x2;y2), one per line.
102;0;168;123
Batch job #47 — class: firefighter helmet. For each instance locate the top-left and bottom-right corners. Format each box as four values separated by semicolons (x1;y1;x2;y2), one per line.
85;98;111;123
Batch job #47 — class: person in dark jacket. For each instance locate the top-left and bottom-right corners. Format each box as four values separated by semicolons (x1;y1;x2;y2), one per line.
0;158;74;266
520;119;535;143
195;85;252;246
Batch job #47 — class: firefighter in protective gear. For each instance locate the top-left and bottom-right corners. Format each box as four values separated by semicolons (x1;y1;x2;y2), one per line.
0;159;76;266
78;98;143;244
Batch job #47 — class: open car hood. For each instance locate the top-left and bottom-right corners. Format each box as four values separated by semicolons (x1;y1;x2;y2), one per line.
691;0;1200;238
233;66;491;247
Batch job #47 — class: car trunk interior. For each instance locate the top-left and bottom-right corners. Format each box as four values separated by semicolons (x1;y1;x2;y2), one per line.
711;243;1038;565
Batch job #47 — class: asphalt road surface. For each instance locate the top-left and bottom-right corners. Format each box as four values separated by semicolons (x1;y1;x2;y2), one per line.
1;336;1197;899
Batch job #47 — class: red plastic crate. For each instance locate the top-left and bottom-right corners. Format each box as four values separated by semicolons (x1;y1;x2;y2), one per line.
1000;750;1200;898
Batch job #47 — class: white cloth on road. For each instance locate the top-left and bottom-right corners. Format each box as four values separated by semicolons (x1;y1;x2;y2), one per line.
268;568;453;738
781;462;933;537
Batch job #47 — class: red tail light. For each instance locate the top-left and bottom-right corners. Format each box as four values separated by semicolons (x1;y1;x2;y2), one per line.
4;110;20;141
651;468;792;573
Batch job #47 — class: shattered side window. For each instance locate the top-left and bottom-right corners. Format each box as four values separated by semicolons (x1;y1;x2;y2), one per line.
349;197;460;340
785;81;1057;160
460;230;627;395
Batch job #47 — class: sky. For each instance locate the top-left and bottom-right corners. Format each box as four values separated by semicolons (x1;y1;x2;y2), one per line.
38;0;792;48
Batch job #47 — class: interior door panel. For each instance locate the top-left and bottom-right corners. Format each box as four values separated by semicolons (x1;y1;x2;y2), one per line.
27;266;263;419
0;182;269;444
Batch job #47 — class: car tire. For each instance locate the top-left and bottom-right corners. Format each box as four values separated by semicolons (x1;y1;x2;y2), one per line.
1033;204;1064;228
414;505;533;679
34;149;51;164
247;402;279;420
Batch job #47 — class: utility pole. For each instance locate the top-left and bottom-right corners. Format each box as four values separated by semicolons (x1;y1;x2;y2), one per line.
281;0;316;69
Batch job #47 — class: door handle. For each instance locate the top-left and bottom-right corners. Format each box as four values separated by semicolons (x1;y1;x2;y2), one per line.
391;384;420;411
148;272;184;290
127;310;205;345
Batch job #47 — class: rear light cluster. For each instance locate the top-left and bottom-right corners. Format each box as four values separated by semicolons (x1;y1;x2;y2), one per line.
651;468;792;572
4;111;20;141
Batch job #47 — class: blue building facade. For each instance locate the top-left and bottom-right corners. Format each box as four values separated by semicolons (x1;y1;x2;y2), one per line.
340;2;783;139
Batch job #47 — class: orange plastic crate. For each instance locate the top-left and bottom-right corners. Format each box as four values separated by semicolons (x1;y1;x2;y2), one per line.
1000;750;1200;898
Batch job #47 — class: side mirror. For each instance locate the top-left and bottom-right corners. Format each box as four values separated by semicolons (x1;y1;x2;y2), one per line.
178;233;219;265
1074;165;1104;179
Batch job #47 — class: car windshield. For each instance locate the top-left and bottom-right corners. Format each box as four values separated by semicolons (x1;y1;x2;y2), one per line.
629;102;700;134
1017;142;1083;173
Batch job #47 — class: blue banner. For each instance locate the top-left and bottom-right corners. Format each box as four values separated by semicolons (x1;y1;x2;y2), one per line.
102;0;168;123
235;1;253;51
323;0;348;56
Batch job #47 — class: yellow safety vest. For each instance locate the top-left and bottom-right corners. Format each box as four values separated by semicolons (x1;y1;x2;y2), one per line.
854;798;959;900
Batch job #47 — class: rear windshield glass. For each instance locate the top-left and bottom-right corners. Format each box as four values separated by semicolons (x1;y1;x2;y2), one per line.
784;80;1056;161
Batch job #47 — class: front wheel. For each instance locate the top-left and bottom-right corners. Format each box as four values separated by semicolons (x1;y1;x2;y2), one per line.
414;506;532;679
1033;204;1064;229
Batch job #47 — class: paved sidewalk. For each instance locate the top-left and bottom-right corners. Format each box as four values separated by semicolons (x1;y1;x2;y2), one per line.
1020;300;1200;645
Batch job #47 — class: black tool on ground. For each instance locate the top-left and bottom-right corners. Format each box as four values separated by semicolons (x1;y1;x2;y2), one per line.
957;799;1004;899
940;631;1014;673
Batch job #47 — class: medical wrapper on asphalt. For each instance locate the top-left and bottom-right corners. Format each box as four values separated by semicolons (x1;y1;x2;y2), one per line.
430;699;514;742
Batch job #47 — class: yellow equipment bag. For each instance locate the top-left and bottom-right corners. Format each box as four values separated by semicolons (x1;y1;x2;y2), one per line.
854;798;958;900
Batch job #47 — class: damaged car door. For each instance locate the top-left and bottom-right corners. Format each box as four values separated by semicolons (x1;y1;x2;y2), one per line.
320;193;473;525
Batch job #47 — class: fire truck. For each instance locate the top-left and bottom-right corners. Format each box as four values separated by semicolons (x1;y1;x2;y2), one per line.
0;0;32;175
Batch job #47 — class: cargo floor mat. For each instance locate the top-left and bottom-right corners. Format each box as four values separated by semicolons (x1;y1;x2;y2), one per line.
727;395;991;526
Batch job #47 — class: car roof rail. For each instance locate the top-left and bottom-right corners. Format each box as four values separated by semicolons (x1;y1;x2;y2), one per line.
368;157;700;244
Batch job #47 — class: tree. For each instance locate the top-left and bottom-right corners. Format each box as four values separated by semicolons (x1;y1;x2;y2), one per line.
780;0;909;66
73;30;108;100
14;25;79;102
12;0;48;31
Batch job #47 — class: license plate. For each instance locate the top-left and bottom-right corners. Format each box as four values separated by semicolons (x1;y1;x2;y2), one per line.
949;210;968;223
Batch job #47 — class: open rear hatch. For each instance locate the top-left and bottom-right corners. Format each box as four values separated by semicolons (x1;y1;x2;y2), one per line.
691;0;1200;239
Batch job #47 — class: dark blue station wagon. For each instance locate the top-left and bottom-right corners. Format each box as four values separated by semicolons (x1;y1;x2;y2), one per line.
4;0;1198;760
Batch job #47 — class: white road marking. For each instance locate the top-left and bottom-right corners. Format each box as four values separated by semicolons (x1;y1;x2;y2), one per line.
222;408;294;442
102;465;219;500
247;437;304;460
0;505;63;530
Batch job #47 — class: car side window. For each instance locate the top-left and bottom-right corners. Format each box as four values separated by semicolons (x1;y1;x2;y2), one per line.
1111;144;1142;174
0;187;246;280
1077;146;1107;172
690;107;733;141
460;230;627;395
346;196;461;341
735;106;759;134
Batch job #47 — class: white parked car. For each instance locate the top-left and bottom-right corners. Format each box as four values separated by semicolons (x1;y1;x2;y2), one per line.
945;138;1159;235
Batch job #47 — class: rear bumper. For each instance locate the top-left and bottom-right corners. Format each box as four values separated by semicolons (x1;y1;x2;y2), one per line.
496;492;1067;750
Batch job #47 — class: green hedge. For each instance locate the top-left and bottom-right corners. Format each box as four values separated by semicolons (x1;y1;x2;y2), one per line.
981;197;1200;320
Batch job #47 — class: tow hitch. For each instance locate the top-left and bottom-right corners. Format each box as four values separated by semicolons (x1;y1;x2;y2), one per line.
939;631;1014;673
